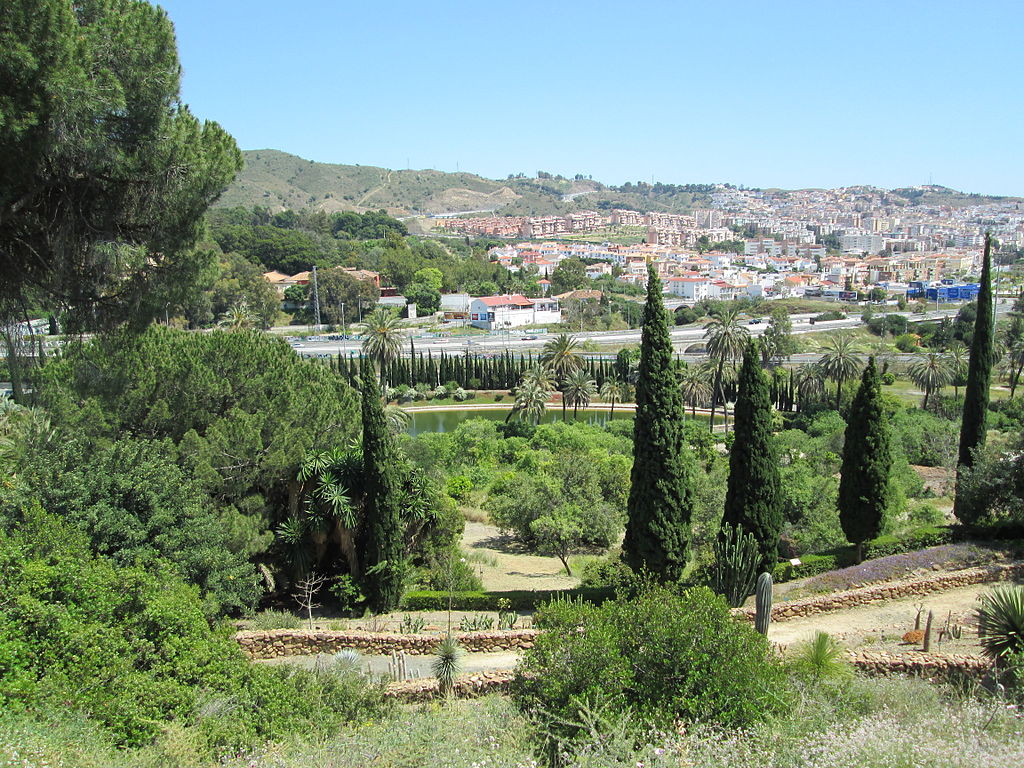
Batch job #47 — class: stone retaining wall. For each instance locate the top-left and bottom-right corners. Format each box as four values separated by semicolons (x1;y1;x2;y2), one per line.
377;652;994;702
237;564;1022;661
846;650;992;681
735;562;1024;623
235;628;539;660
384;670;515;702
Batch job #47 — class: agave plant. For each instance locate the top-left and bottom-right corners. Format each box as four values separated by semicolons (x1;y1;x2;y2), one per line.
977;585;1024;664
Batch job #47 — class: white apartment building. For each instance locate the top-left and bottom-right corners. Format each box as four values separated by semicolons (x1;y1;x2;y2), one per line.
469;295;561;330
665;277;710;302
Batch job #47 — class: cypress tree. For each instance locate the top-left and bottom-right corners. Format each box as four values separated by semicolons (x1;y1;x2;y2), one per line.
955;234;995;520
838;359;893;563
360;373;405;612
622;267;693;581
721;339;782;570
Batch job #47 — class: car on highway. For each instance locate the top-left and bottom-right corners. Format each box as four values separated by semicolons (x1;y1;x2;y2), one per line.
522;335;538;340
748;318;762;325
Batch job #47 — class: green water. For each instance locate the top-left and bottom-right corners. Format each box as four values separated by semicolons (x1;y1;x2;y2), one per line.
404;407;713;436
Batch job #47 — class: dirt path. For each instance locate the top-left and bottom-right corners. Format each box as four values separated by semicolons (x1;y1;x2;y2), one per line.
264;650;520;680
769;582;989;651
462;521;578;591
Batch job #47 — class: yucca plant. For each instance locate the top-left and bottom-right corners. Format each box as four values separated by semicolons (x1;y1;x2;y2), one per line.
787;631;852;683
433;634;463;698
977;585;1024;664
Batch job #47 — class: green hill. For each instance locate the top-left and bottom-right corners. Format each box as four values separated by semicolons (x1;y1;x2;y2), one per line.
215;150;714;217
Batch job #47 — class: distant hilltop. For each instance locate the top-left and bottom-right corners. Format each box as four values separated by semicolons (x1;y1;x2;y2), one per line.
215;149;1020;218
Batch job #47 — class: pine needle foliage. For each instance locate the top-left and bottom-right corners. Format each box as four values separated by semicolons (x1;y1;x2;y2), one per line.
721;339;782;570
838;359;894;563
360;373;405;613
622;267;693;582
956;234;995;519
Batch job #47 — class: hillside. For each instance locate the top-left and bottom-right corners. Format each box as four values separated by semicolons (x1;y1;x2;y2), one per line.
215;150;715;217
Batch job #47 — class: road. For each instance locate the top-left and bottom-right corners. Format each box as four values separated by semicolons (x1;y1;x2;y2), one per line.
291;304;1009;359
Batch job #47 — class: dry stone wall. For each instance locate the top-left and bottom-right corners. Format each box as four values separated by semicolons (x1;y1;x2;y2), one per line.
734;563;1024;623
846;650;992;681
384;670;515;702
236;628;538;660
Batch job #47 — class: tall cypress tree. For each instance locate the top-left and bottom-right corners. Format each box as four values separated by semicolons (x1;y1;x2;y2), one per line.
955;234;995;520
721;339;782;570
838;358;893;563
360;373;405;612
622;267;693;581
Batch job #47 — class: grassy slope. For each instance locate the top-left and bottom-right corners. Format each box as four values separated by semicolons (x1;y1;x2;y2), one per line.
216;150;714;217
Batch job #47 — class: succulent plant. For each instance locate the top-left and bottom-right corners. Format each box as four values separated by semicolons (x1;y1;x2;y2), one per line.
755;571;773;635
711;525;760;608
433;633;463;698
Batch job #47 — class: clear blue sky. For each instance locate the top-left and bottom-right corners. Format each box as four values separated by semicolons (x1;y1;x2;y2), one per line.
159;0;1024;195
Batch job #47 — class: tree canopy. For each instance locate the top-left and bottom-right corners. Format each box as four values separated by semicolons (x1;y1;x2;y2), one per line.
0;0;242;332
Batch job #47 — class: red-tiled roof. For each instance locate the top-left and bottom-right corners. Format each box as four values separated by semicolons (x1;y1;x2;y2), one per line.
476;294;534;307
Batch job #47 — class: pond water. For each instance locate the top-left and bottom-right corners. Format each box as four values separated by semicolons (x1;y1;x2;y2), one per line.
404;407;713;436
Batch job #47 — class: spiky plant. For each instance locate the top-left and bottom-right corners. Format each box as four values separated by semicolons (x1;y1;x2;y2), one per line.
977;585;1024;665
787;631;852;682
433;634;463;698
711;525;760;608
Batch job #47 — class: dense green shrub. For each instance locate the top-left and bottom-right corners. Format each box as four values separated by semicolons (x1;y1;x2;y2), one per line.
513;586;787;738
0;508;387;752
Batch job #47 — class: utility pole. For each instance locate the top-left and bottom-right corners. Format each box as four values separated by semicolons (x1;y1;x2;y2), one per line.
311;266;322;332
340;302;346;337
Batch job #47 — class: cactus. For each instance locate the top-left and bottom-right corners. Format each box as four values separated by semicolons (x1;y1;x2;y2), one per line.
923;609;934;652
711;525;760;608
755;571;773;635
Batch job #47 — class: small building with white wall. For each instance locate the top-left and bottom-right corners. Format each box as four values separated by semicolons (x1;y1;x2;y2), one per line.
469;295;561;330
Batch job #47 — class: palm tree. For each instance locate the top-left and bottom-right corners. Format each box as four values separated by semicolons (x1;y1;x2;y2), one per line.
793;363;826;412
520;365;555;391
220;301;255;330
945;341;970;399
295;446;362;578
704;306;749;430
678;362;714;418
540;333;583;418
361;307;403;381
563;369;596;419
599;377;625;419
907;351;954;409
384;404;411;434
509;380;551;424
817;333;862;410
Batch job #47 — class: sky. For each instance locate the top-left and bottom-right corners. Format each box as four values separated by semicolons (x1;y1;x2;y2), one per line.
159;0;1024;195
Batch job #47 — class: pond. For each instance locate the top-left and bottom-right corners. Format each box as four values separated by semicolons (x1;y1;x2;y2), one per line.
404;407;714;436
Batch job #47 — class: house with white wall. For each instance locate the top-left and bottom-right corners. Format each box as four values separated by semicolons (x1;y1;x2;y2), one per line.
469;295;561;330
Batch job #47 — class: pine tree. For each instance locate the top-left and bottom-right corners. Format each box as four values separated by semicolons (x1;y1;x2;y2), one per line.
622;267;693;581
721;339;782;570
360;373;405;612
838;359;893;563
955;234;995;520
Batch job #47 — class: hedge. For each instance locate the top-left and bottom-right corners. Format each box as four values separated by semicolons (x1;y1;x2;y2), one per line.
400;586;616;612
772;526;953;582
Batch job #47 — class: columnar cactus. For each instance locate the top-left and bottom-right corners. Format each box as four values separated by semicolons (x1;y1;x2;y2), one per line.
754;571;773;635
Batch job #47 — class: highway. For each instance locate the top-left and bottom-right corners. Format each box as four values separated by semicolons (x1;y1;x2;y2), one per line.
290;303;1011;359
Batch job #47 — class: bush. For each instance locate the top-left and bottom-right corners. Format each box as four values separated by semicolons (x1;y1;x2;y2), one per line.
894;333;919;352
814;310;846;322
880;371;896;385
513;586;787;738
249;609;303;630
0;508;388;753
